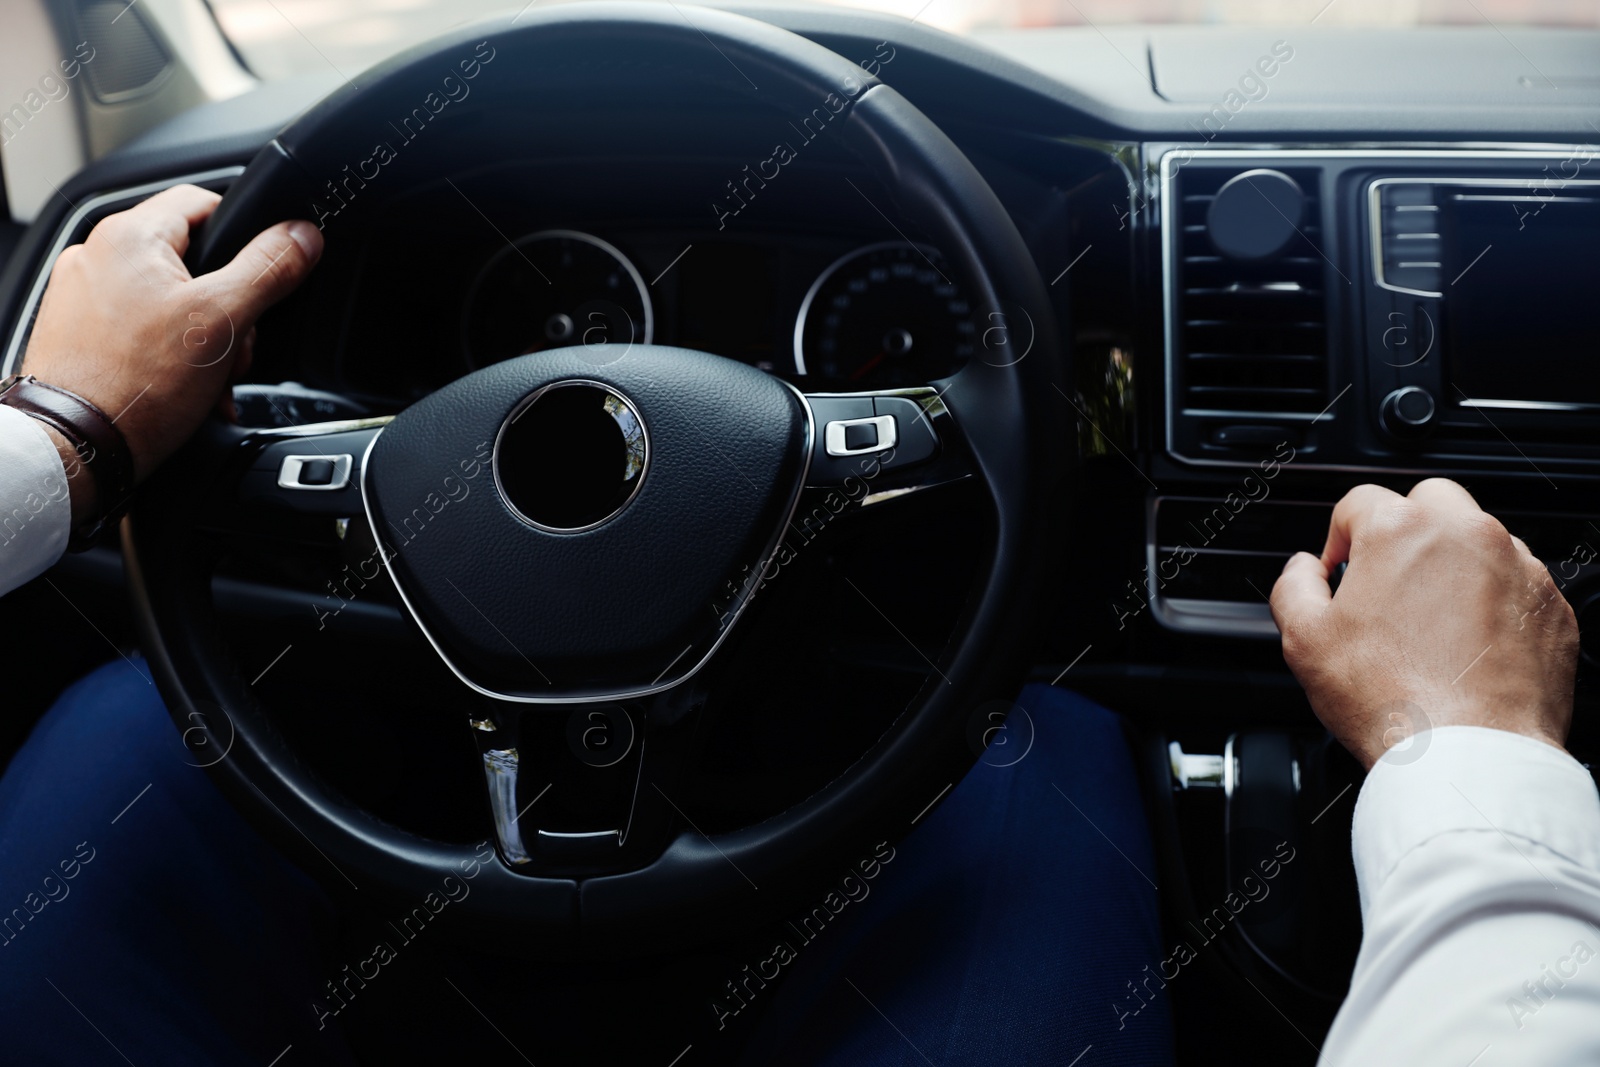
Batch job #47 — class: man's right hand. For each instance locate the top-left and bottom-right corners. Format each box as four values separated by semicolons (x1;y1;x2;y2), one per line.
1269;478;1579;769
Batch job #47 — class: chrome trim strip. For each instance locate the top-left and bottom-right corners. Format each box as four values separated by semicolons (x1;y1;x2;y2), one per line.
1158;144;1600;473
490;379;650;534
2;166;247;377
1154;596;1279;638
482;747;532;865
1154;544;1298;559
247;415;394;438
1460;398;1600;413
358;381;817;705
1178;408;1321;421
859;474;971;508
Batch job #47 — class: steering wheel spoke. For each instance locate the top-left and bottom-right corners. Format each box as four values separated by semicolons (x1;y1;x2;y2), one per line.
194;417;391;545
464;686;707;877
802;386;973;503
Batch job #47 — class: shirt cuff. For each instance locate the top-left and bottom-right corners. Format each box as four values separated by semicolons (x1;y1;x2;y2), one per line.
1351;725;1600;914
0;404;72;596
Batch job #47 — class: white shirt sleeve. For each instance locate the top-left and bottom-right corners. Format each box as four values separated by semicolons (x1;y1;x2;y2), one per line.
1320;726;1600;1066
0;403;72;596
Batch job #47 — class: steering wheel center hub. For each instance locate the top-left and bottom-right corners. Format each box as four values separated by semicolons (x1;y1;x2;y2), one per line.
495;380;648;533
361;344;811;702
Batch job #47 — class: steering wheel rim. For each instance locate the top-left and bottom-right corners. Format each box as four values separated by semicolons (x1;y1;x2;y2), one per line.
126;2;1066;955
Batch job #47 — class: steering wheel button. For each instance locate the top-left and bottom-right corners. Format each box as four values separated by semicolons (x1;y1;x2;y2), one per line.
843;422;879;450
277;453;353;491
824;414;896;457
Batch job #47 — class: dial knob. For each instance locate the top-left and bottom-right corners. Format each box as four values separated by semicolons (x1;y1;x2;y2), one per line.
1380;386;1436;437
1206;169;1305;261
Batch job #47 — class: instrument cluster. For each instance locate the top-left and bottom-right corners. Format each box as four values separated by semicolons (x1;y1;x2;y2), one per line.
458;232;975;389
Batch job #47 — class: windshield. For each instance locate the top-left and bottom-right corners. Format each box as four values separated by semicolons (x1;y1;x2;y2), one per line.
210;0;1600;81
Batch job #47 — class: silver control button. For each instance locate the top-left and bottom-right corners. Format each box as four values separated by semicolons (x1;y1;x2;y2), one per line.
277;453;353;491
823;414;897;457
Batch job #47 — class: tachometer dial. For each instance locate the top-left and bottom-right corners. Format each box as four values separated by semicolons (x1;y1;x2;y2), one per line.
464;230;652;366
794;242;973;386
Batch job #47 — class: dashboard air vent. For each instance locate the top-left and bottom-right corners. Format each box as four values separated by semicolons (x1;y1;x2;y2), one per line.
1172;166;1329;418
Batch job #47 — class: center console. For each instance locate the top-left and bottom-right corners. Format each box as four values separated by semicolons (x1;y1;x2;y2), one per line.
1161;145;1600;472
1149;144;1600;639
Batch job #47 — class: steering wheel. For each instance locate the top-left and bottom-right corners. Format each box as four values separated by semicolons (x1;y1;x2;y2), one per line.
125;2;1065;955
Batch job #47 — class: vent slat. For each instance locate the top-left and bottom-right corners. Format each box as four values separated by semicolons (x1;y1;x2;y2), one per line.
1190;355;1324;367
1184;286;1323;297
1184;319;1324;330
1189;385;1323;397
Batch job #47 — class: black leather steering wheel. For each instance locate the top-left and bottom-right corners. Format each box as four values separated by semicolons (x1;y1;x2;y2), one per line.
125;2;1065;955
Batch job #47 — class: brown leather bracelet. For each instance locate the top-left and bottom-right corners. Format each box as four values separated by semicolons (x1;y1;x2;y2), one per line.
0;373;136;551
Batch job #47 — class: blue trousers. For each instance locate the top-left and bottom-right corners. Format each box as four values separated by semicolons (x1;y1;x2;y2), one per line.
0;661;1173;1065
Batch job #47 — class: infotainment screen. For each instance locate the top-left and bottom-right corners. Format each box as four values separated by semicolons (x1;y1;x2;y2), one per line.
1441;192;1600;407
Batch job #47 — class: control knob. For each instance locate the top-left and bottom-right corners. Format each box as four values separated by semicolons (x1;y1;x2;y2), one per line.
1379;386;1436;438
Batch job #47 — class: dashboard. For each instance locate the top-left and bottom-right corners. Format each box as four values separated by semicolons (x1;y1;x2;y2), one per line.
5;14;1598;674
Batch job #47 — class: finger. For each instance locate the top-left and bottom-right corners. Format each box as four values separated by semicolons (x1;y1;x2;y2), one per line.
1406;477;1484;517
196;221;323;327
1512;536;1559;595
135;183;223;226
1271;551;1333;641
120;184;222;259
1322;484;1405;569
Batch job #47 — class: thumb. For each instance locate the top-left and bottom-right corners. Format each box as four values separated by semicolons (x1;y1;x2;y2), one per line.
197;219;323;327
1270;551;1333;647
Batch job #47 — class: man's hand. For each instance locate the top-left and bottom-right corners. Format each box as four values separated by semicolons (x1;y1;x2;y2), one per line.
21;184;322;522
1270;478;1579;769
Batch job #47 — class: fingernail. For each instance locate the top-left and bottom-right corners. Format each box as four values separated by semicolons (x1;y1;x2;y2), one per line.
286;220;323;263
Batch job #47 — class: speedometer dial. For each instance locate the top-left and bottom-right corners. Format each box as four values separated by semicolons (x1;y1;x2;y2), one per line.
794;242;973;386
464;230;652;367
